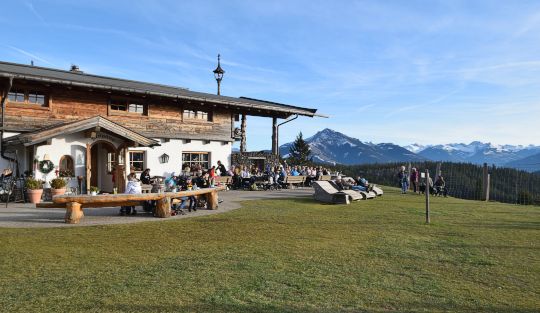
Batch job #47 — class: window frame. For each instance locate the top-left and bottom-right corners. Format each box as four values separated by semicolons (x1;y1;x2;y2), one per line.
182;152;210;170
7;89;48;107
59;155;75;177
182;109;213;122
128;151;146;173
109;98;147;116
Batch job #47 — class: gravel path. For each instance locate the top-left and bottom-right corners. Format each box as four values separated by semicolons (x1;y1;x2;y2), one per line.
0;189;313;228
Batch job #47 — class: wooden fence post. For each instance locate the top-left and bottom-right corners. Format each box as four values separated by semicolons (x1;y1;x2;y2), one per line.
425;169;430;224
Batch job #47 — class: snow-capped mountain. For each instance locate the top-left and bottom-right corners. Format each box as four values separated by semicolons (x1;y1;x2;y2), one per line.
403;142;540;167
280;128;426;165
504;151;540;172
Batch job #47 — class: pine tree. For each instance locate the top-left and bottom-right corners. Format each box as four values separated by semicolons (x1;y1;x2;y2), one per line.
288;132;311;165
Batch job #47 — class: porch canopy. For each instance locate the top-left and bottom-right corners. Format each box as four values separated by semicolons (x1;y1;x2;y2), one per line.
3;115;159;147
3;116;158;194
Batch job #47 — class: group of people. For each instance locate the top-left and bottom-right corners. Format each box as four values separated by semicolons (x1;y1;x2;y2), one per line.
397;166;448;196
334;175;372;192
120;163;226;216
224;163;334;190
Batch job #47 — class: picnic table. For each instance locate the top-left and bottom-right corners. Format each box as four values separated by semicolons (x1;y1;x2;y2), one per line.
37;186;225;224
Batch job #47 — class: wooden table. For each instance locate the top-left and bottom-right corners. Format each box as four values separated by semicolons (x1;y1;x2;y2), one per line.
37;186;225;224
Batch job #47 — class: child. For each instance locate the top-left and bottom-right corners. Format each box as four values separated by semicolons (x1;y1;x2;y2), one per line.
120;173;142;216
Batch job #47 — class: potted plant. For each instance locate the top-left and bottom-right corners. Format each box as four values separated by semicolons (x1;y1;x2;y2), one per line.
25;178;44;204
50;178;67;196
89;186;100;196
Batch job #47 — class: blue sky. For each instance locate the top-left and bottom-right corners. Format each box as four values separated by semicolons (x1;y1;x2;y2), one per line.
1;0;540;150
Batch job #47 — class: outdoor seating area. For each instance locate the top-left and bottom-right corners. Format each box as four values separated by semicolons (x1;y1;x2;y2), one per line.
312;178;383;204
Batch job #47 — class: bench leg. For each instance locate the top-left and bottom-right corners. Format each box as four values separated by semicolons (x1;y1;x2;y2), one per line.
65;202;83;224
206;191;218;210
155;197;171;218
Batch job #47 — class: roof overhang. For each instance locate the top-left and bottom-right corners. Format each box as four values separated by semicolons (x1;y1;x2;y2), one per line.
0;61;320;119
3;116;159;147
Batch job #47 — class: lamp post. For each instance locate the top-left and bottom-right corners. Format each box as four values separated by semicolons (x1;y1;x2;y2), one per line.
213;54;225;95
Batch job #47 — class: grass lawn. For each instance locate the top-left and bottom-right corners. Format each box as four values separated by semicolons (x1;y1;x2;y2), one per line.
0;188;539;313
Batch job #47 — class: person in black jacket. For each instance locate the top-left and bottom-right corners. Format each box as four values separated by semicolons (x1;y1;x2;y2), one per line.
140;169;151;184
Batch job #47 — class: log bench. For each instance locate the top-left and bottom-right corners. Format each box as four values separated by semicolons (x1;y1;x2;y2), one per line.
36;186;225;224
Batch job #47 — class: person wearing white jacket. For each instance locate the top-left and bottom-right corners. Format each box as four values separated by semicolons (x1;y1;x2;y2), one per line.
120;173;142;216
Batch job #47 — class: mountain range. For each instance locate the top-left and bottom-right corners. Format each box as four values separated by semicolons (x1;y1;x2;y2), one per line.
278;128;540;172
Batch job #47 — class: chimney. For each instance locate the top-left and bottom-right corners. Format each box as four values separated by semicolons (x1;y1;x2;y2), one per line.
70;64;83;73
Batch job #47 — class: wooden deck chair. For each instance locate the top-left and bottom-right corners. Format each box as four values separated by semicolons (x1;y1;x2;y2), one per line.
312;181;351;204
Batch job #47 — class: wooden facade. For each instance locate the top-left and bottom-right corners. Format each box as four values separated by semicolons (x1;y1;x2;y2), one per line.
2;84;235;142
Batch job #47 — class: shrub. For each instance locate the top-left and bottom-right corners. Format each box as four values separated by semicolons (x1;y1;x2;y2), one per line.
25;178;44;190
50;178;67;189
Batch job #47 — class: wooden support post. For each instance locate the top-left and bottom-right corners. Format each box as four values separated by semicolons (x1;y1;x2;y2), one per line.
86;143;91;195
155;197;171;218
482;163;489;201
425;170;430;224
486;173;490;202
65;202;84;224
271;117;278;156
206;190;219;210
240;113;247;153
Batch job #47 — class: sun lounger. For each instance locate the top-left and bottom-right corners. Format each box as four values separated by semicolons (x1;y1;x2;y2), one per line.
312;181;351;204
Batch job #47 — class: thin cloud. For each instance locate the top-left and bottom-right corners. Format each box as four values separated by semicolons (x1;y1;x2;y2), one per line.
24;2;48;25
5;45;55;66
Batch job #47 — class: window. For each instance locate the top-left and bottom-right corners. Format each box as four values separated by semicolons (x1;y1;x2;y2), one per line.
110;99;146;114
183;110;196;119
107;152;116;174
183;110;212;121
182;152;210;170
28;92;45;105
128;103;144;113
7;90;25;103
110;99;127;111
129;151;145;172
7;89;47;106
59;155;74;177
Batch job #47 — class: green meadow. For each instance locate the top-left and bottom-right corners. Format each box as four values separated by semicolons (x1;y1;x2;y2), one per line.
1;188;538;312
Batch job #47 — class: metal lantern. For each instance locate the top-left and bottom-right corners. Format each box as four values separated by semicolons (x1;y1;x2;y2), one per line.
213;54;225;95
159;153;169;164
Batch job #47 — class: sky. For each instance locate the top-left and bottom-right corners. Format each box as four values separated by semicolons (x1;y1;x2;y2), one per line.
1;0;540;150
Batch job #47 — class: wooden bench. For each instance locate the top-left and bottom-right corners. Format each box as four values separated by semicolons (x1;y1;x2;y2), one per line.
318;175;332;181
36;186;225;224
283;175;306;188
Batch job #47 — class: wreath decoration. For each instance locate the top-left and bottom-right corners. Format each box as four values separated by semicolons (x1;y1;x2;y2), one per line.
38;160;55;174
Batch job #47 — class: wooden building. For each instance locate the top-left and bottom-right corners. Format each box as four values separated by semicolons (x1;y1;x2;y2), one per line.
0;61;318;193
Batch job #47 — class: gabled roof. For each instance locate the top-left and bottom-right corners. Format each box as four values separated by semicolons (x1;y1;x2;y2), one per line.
3;116;159;147
0;61;319;118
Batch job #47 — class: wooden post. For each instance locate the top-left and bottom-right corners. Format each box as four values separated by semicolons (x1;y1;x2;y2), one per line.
271;117;278;156
482;163;489;201
155;197;171;218
64;202;84;224
240;113;247;153
435;162;442;184
425;169;430;224
206;190;219;210
86;143;91;195
486;173;490;202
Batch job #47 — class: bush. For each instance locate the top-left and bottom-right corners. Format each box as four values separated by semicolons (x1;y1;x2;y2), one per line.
50;178;67;189
90;186;100;193
25;178;44;190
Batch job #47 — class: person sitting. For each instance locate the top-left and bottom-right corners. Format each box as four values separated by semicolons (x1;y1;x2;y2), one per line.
140;168;151;185
351;176;370;192
434;175;448;197
120;173;142;216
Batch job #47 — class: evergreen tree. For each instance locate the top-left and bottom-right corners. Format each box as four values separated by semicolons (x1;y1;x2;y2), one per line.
288;132;311;165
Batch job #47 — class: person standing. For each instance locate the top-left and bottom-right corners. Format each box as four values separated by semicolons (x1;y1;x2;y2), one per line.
398;166;409;194
217;160;227;176
410;168;419;193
